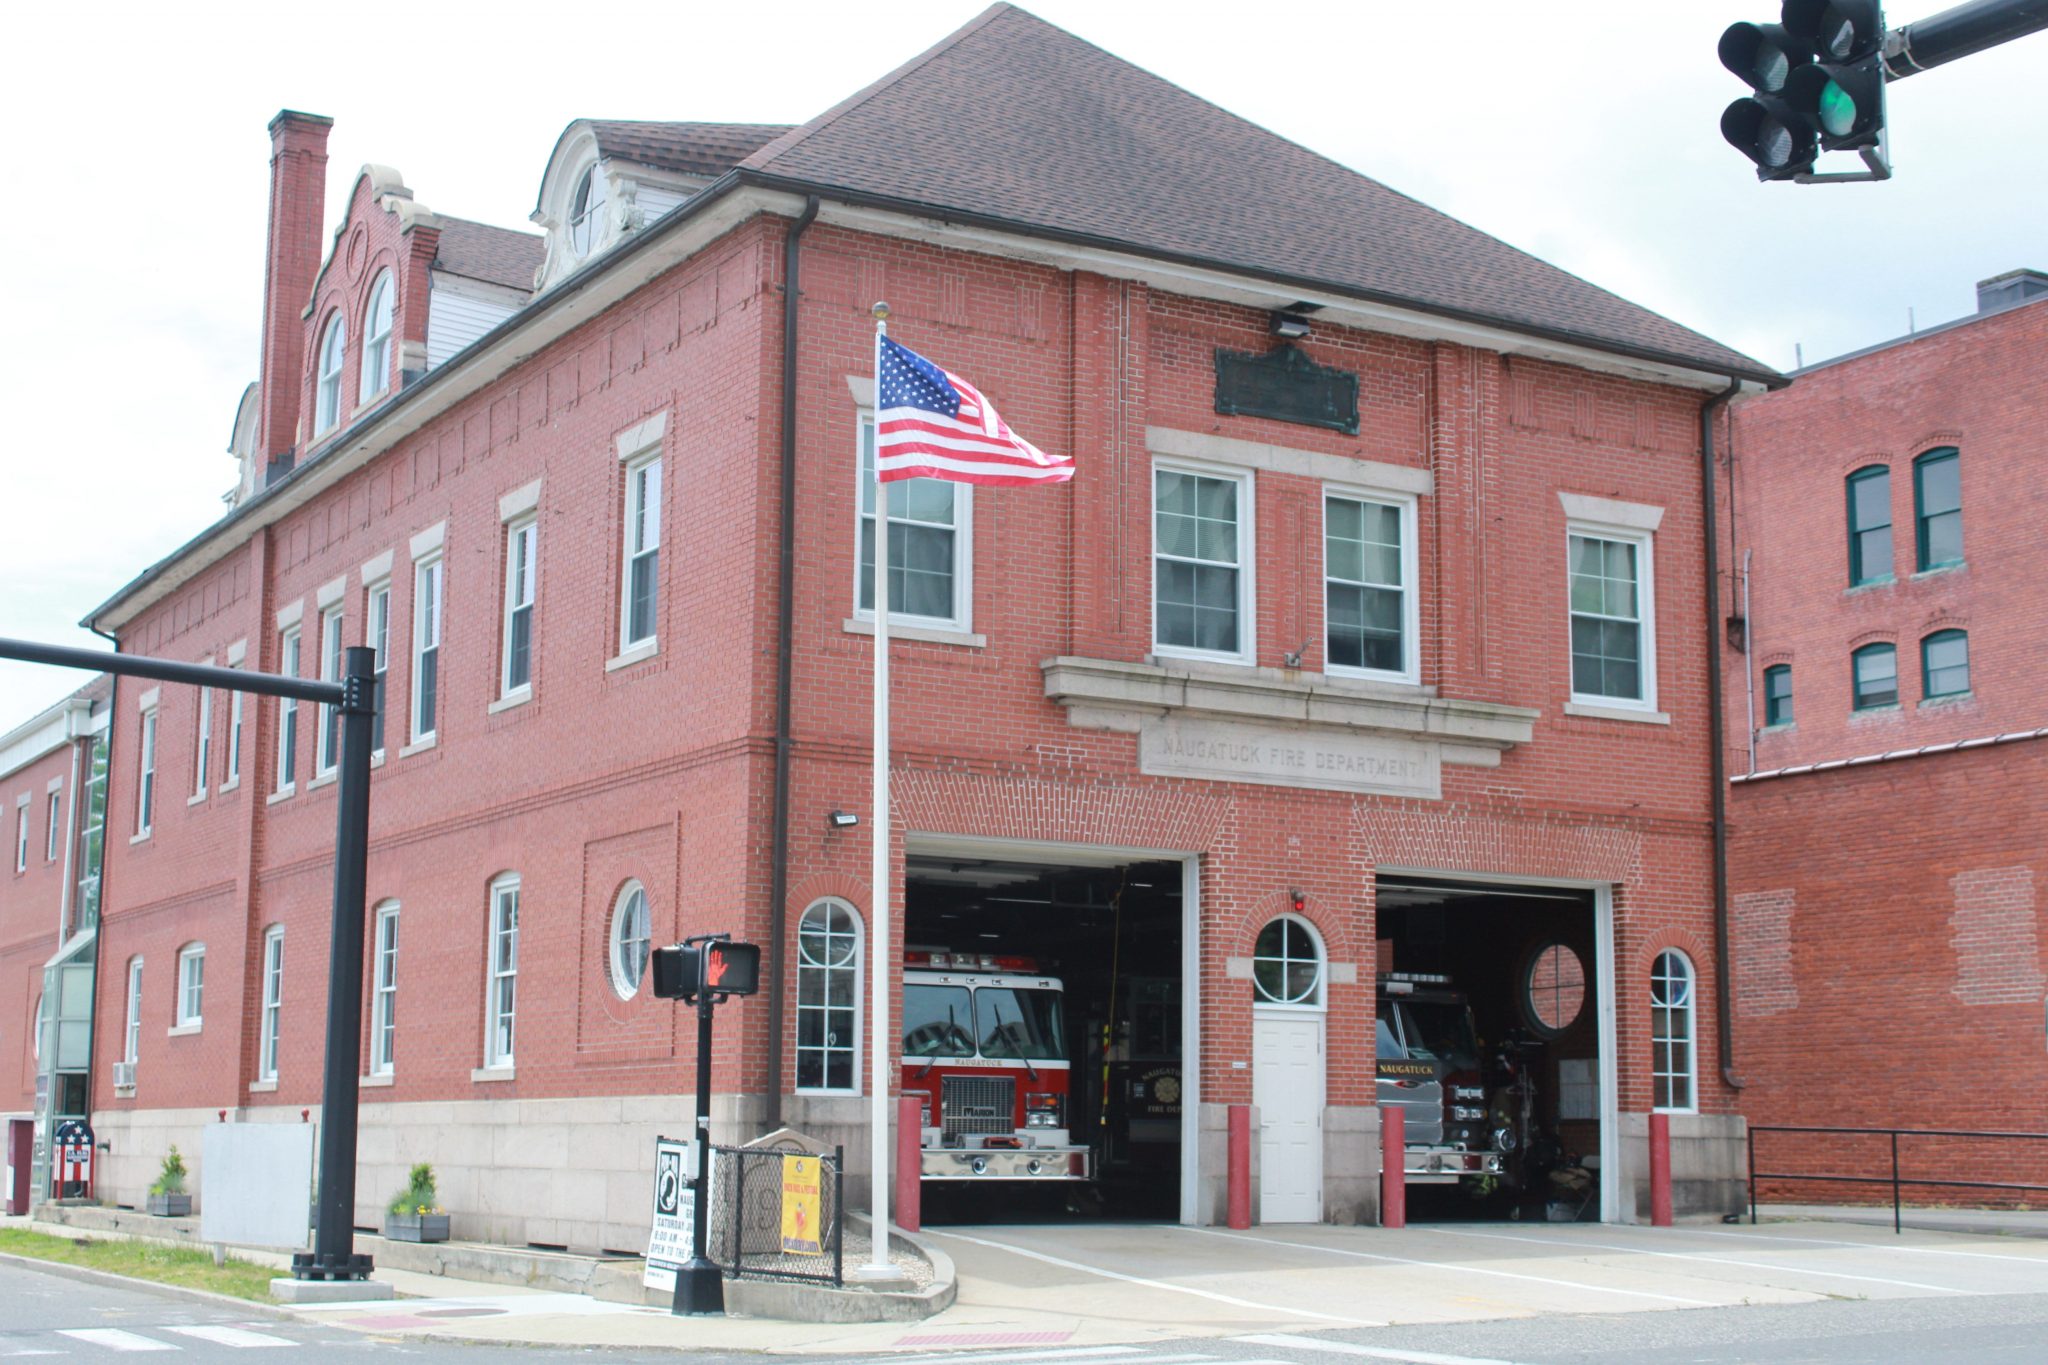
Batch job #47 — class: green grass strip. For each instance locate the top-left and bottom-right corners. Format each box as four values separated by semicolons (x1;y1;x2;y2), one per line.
0;1226;278;1302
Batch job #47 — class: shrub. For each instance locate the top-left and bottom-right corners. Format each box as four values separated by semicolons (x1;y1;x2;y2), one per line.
149;1146;187;1197
387;1162;442;1216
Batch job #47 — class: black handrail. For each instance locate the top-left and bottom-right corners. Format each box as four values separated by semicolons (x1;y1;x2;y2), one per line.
1748;1124;2048;1234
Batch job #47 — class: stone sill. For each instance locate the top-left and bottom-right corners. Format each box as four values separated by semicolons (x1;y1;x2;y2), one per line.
605;641;658;673
1042;655;1537;753
487;689;533;715
306;771;336;792
471;1066;516;1083
843;617;986;649
360;1072;395;1088
247;1079;277;1093
1564;701;1671;725
166;1023;201;1038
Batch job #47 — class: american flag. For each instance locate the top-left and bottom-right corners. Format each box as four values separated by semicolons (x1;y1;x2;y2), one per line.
876;334;1071;486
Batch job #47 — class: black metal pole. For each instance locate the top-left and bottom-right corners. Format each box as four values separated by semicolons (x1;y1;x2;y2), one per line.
1748;1126;1757;1225
1892;1131;1902;1235
293;646;377;1281
1886;0;2048;78
0;637;341;706
673;986;723;1314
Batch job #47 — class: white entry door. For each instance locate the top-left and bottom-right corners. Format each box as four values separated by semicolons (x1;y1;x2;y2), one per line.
1253;1010;1324;1223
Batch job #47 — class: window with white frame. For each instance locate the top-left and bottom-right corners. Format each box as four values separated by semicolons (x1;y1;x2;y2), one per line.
137;705;159;834
856;417;971;629
124;957;143;1066
502;517;536;695
360;271;394;402
796;899;861;1092
194;685;212;797
1251;914;1324;1007
412;557;442;744
226;669;243;787
15;802;27;873
485;874;519;1068
315;313;346;435
260;927;284;1081
1568;526;1656;709
608;881;650;1000
46;788;60;862
1651;949;1696;1111
1154;464;1252;662
317;605;343;777
621;455;661;650
176;943;204;1027
276;627;300;791
371;901;398;1076
569;164;608;257
1324;490;1416;681
366;582;391;755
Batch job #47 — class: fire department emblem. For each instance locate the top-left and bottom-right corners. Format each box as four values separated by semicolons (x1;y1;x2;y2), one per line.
1154;1075;1181;1105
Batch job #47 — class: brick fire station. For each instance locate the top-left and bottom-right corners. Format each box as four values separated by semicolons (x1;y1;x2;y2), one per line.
4;5;1779;1246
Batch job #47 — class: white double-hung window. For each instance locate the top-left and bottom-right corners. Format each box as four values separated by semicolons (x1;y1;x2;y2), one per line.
1324;489;1418;683
45;789;60;862
123;958;143;1067
317;604;344;777
259;927;284;1081
1153;463;1253;663
621;455;661;651
412;556;442;744
315;314;346;435
193;684;212;797
366;582;391;755
1566;512;1659;715
14;800;27;873
137;703;159;835
360;272;394;402
502;517;536;696
855;417;972;630
176;943;205;1028
276;627;301;792
485;874;520;1069
371;902;398;1076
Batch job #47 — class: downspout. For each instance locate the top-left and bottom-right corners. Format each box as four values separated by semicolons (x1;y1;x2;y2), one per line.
81;624;119;1153
1700;381;1746;1092
765;195;820;1133
1741;550;1756;776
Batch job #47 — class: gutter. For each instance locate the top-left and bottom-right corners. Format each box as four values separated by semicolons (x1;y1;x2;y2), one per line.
765;195;820;1132
1700;380;1746;1093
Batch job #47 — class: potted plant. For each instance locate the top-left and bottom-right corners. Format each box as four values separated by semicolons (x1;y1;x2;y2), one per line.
383;1163;450;1243
146;1145;191;1217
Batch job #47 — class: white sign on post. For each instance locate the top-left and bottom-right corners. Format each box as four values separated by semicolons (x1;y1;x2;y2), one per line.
643;1137;694;1292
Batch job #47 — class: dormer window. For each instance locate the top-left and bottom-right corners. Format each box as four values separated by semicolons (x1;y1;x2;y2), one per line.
315;312;346;435
568;165;607;257
360;271;394;402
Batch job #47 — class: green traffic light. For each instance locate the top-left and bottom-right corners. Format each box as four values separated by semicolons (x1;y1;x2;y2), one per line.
1818;79;1857;136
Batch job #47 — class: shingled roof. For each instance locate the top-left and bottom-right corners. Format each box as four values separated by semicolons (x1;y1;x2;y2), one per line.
435;216;545;292
591;121;794;179
740;5;1771;380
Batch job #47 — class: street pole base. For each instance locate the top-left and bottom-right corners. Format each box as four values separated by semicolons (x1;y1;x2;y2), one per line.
670;1257;724;1316
290;1250;376;1281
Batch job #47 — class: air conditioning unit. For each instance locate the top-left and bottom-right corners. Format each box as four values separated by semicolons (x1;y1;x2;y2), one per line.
112;1061;136;1089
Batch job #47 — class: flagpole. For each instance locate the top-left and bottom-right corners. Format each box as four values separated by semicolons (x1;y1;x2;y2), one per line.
860;300;895;1280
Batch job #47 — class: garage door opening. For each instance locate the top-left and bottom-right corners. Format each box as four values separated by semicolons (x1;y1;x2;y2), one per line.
1376;876;1604;1223
904;854;1184;1223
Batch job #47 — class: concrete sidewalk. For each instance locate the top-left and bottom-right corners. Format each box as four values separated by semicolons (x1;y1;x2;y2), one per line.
1755;1201;2048;1239
275;1217;2048;1353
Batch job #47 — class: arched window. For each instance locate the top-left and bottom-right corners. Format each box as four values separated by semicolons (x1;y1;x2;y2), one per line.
1251;914;1324;1007
796;899;861;1092
1651;950;1696;1112
359;272;394;402
1852;641;1898;710
569;164;608;257
1913;447;1962;571
315;313;346;434
1845;465;1891;586
1922;629;1970;699
609;881;651;1000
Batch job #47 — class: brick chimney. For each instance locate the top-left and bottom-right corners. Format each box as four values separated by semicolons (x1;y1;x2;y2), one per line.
258;111;333;480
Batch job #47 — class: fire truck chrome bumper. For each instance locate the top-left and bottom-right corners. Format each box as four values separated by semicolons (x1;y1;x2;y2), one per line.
922;1148;1091;1181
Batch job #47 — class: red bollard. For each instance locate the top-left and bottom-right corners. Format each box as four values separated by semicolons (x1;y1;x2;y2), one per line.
1649;1110;1673;1228
896;1093;923;1232
1227;1104;1252;1229
1381;1105;1406;1229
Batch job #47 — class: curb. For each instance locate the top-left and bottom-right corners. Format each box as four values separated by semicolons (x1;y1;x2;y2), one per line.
0;1248;297;1321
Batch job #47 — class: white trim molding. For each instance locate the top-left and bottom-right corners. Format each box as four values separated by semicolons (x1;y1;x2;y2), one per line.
274;600;303;632
498;478;544;523
316;575;348;609
224;639;248;667
409;522;447;560
616;410;668;460
359;549;394;585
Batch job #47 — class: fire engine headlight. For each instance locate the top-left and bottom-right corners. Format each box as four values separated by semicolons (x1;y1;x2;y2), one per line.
1025;1092;1064;1127
1026;1111;1058;1128
1492;1125;1517;1152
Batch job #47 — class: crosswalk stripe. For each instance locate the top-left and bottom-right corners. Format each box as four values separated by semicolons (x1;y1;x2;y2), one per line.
1236;1333;1527;1365
885;1349;1146;1365
162;1325;294;1348
56;1328;178;1352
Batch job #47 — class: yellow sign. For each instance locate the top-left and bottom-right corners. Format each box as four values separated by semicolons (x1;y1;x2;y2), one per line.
780;1154;823;1255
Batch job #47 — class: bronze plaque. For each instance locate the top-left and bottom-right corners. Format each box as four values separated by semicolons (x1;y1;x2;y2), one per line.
1214;344;1360;435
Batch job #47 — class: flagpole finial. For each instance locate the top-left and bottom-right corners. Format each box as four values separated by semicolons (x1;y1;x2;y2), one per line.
871;301;890;322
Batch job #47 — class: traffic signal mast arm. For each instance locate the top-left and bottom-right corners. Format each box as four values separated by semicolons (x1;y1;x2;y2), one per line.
1883;0;2048;76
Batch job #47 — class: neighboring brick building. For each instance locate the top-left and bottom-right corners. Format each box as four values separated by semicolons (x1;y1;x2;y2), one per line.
1722;272;2048;1176
19;5;1777;1244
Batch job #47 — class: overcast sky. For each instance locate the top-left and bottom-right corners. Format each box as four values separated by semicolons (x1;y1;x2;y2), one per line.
2;1;2042;724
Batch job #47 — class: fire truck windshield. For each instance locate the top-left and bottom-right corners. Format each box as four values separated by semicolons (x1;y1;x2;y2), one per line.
1393;1000;1481;1071
975;987;1065;1060
902;984;976;1057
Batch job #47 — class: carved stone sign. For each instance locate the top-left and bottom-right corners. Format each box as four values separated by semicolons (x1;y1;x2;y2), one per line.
1138;715;1441;799
1214;345;1360;435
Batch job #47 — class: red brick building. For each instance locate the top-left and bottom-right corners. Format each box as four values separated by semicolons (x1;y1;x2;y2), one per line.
1723;272;2048;1169
31;6;1776;1243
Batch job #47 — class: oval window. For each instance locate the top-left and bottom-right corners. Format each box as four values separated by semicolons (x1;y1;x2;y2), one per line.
1252;915;1323;1007
1525;942;1585;1034
609;881;651;1000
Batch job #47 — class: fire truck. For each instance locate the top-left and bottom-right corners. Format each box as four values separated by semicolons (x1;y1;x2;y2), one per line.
901;951;1091;1182
1376;971;1528;1186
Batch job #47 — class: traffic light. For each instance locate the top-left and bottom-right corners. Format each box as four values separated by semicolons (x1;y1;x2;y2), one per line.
651;937;762;1002
1720;3;1888;180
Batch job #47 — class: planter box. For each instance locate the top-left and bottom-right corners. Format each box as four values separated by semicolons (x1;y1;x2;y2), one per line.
146;1193;191;1217
383;1212;449;1242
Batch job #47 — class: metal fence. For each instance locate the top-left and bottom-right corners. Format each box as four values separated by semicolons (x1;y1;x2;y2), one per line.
1748;1125;2048;1233
706;1142;844;1286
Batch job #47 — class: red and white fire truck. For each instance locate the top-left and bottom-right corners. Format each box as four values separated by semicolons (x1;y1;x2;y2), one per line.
901;951;1091;1182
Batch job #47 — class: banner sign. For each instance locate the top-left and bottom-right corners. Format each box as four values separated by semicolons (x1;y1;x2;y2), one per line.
780;1153;822;1255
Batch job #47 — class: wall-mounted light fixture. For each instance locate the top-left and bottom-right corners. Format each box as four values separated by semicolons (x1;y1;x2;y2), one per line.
828;810;859;828
1270;310;1312;340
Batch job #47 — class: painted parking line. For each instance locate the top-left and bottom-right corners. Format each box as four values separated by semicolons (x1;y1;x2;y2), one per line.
885;1349;1150;1365
1178;1226;1720;1307
55;1328;179;1351
925;1229;1383;1327
161;1324;295;1348
1422;1226;1980;1295
1676;1224;2048;1265
1238;1332;1528;1365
